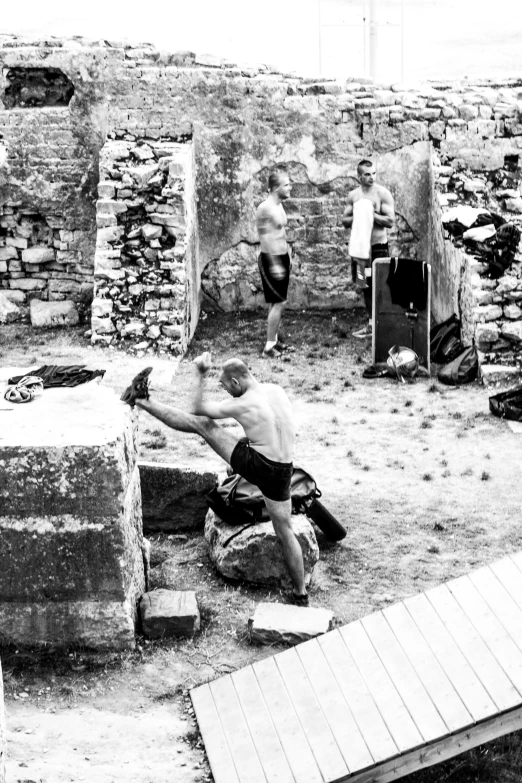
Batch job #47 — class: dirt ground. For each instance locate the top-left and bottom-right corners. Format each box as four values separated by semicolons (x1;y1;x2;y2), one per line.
2;309;522;783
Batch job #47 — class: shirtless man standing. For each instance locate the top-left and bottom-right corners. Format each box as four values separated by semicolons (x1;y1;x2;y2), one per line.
343;160;395;338
256;169;292;358
121;360;309;605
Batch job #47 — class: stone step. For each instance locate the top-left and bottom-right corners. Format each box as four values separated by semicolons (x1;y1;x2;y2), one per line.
248;601;334;646
140;589;200;639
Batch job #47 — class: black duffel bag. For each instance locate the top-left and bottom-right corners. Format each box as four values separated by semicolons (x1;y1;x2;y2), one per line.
430;314;464;364
489;385;522;421
437;345;479;386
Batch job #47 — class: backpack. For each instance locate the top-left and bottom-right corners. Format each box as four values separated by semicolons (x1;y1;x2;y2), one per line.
489;385;522;421
437;345;479;386
430;314;464;364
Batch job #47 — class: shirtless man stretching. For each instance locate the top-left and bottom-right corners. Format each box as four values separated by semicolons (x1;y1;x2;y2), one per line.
256;169;292;358
343;160;395;338
121;359;309;605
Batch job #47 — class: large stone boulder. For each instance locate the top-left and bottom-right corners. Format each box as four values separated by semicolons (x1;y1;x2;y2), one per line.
30;299;79;328
138;461;222;532
204;510;319;587
248;602;334;646
0;378;145;649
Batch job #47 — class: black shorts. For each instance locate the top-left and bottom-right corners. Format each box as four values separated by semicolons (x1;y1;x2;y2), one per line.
351;243;389;284
230;438;293;502
258;253;291;303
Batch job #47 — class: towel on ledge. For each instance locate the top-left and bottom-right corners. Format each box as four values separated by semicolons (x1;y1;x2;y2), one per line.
348;198;374;260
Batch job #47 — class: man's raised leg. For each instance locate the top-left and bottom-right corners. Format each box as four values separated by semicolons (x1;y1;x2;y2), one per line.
264;496;308;603
136;398;238;464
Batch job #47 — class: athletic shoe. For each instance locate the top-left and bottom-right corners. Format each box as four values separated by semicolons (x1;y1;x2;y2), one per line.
121;367;153;406
275;341;296;353
262;346;283;359
290;592;310;608
352;324;372;339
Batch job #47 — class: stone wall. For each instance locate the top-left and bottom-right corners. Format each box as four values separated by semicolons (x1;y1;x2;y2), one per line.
1;35;522;361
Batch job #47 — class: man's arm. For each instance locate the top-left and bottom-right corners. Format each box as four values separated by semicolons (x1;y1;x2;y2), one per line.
342;193;355;228
190;353;240;420
373;188;395;228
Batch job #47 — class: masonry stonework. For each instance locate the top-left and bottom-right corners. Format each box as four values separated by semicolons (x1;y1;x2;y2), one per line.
0;35;521;369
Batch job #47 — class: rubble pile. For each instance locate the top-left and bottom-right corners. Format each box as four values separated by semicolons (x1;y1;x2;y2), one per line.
91;135;195;354
0;207;91;310
433;151;522;368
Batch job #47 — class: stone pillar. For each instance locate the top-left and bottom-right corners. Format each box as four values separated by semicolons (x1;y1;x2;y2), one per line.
0;379;145;650
90;137;199;355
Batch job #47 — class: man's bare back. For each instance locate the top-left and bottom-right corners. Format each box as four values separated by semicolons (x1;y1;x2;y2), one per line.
226;382;295;463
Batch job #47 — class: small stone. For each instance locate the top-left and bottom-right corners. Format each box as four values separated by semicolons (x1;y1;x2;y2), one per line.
141;224;163;241
140;589;200;638
505;197;522;213
248;602;334;646
502;321;522;343
480;364;522;387
504;304;522;320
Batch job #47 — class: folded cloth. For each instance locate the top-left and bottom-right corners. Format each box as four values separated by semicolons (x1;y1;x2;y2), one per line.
442;206;490;228
8;365;106;388
348;199;374;260
462;224;496;242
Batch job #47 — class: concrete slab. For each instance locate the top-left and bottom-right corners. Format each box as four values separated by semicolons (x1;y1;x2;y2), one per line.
248;602;335;646
507;420;522;434
140;589;200;638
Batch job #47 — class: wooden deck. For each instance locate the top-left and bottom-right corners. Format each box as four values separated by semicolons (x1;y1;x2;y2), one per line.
191;553;522;783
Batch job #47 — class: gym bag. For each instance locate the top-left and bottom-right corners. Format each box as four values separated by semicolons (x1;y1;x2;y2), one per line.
430;314;464;364
437;345;479;386
489;385;522;421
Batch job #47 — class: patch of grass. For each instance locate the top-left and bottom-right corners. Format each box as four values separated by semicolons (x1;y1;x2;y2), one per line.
461;467;473;477
343;379;352;388
422;473;433;481
141;429;168;450
452;411;463;420
391;408;399;414
427;545;440;554
441;469;451;478
404;399;413;407
481;471;491;481
420;419;432;429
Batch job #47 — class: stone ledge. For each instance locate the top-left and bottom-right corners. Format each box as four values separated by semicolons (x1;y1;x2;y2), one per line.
138;461;223;532
480;364;522;389
248;602;334;645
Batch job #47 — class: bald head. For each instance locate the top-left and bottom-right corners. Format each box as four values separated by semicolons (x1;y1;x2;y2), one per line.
221;358;251;381
219;359;253;397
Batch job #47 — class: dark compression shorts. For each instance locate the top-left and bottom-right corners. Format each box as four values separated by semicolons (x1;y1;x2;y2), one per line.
258;252;291;303
230;437;293;502
351;242;390;286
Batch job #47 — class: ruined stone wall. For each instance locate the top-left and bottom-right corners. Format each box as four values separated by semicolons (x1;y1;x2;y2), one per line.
1;36;522;357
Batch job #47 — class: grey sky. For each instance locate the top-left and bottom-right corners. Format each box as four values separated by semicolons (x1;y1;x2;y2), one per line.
1;0;521;82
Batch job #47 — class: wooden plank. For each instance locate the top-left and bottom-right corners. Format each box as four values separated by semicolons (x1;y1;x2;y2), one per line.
469;566;522;653
347;705;522;783
275;646;350;782
362;609;453;740
490;556;522;612
253;655;323;783
191;683;241;783
296;638;374;774
427;584;521;712
448;575;522;694
404;592;498;722
510;550;522;577
209;675;267;783
318;630;399;763
231;666;295;783
340;620;424;753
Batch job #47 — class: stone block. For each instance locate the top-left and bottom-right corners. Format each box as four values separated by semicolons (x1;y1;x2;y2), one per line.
141;223;163;241
0;382;138;518
0;247;18;261
139;461;221;532
140;589;200;638
502;321;522;343
161;324;182;339
476;323;500;343
204;510;319;588
504;303;522;320
0;382;144;649
97;181;116;199
505;197;522;213
22;247;55;265
248;602;334;646
97;199;128;215
474;304;503;322
91;297;114;317
0;292;21;324
496;276;519;295
0;289;25;304
30;299;79;328
480;364;522;388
